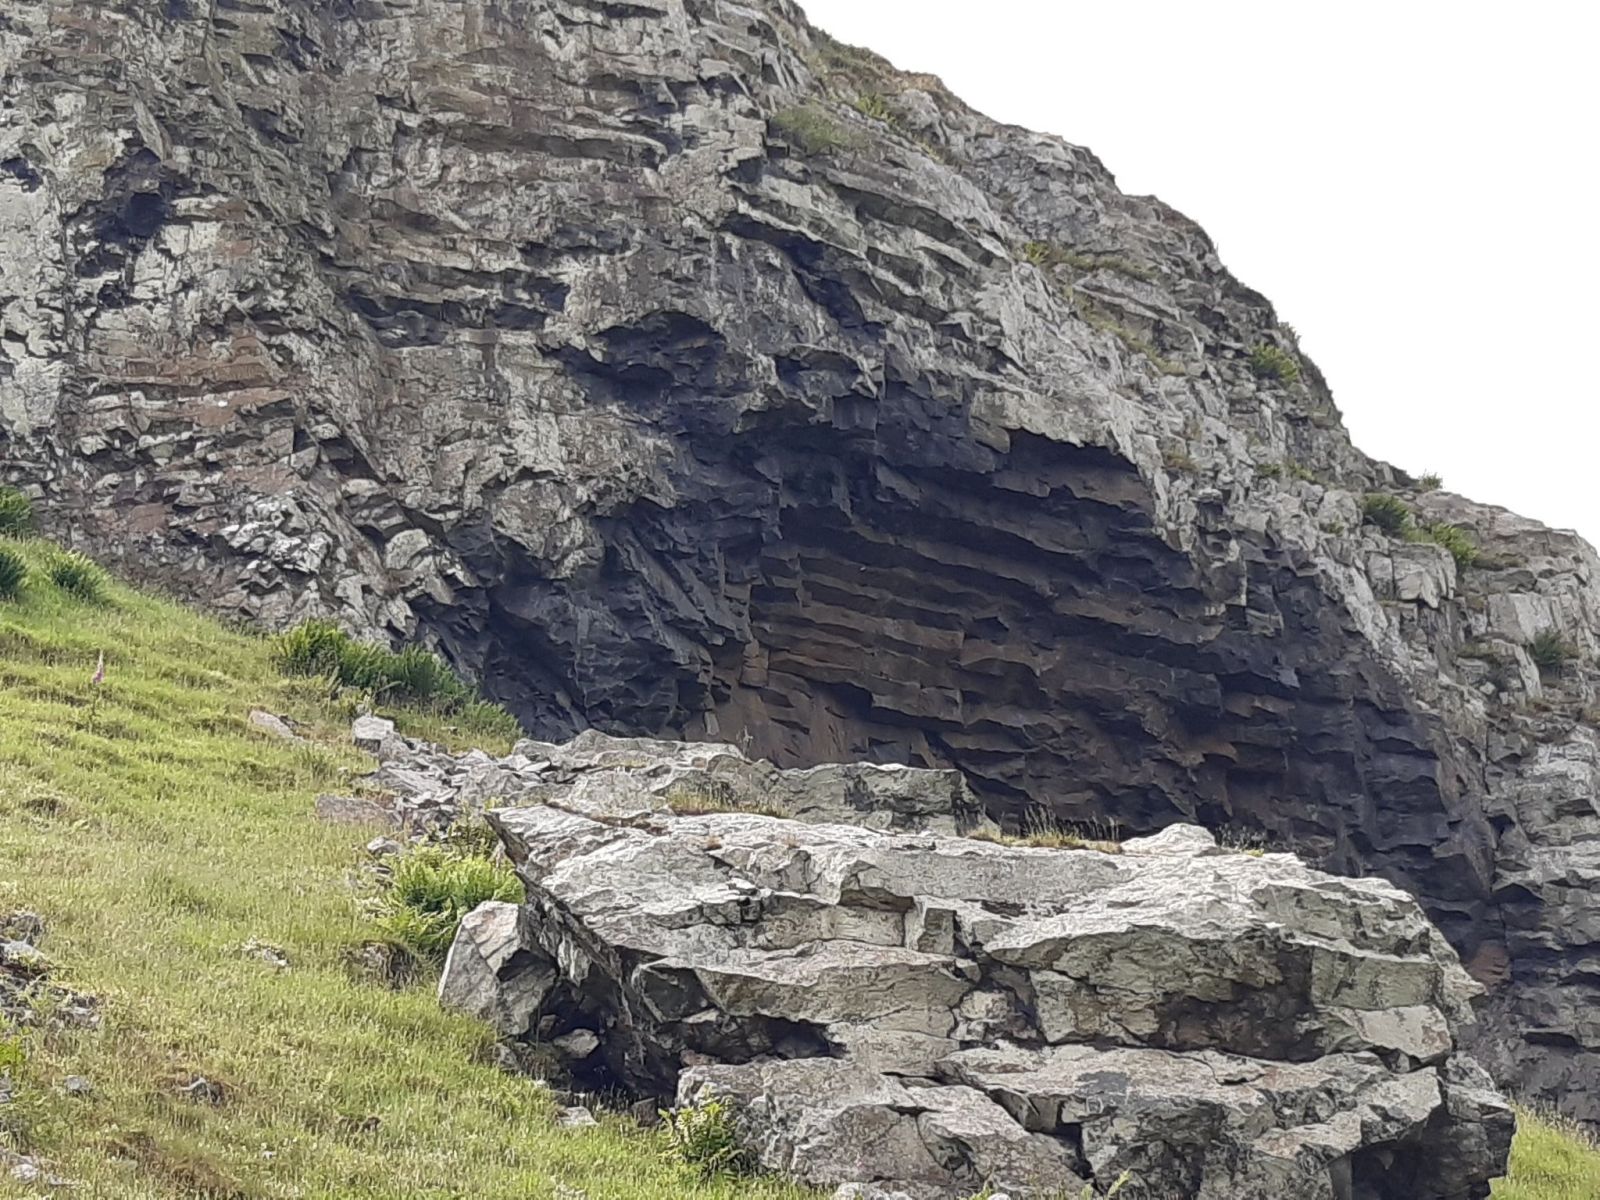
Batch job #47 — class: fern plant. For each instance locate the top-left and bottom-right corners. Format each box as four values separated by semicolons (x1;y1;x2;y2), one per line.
659;1097;751;1178
372;846;521;965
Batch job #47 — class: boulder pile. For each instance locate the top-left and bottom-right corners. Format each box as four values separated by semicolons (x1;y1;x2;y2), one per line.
365;726;1517;1199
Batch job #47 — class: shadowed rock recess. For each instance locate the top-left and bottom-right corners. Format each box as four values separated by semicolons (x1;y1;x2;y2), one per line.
2;0;1599;1127
414;727;1514;1198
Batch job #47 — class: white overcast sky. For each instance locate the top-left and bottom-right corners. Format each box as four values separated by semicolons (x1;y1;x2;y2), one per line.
798;0;1600;540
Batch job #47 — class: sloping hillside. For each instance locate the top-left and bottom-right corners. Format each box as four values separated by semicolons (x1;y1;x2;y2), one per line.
0;537;811;1198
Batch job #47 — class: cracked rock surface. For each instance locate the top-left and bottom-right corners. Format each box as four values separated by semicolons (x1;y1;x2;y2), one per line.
427;735;1512;1198
4;0;1600;1123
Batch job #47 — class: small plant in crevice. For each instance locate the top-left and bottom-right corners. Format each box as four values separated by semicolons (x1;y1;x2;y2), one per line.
768;105;862;156
1216;826;1270;857
1247;343;1301;383
972;809;1122;854
664;782;787;820
1528;630;1575;674
852;91;892;122
1414;522;1477;570
370;844;521;967
659;1096;752;1179
43;549;110;604
1417;472;1444;492
0;546;28;601
1361;493;1413;537
0;487;33;537
1163;448;1196;472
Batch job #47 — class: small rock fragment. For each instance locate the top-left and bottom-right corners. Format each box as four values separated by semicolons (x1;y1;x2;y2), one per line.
352;715;398;755
550;1029;600;1060
247;710;302;742
555;1105;598;1130
177;1076;227;1105
313;793;395;826
241;939;290;970
0;912;45;946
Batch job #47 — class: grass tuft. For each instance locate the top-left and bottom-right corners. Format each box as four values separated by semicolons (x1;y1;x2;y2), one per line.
42;548;110;604
1415;522;1478;569
0;487;33;537
971;810;1122;853
1493;1109;1600;1199
0;544;27;600
272;619;520;743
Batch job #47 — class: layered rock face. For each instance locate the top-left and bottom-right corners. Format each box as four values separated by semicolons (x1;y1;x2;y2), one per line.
3;0;1599;1121
419;730;1513;1198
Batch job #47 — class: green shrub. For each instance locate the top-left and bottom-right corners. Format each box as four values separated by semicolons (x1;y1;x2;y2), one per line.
44;549;110;603
1362;493;1413;536
1529;631;1574;672
372;846;521;965
660;1097;752;1178
0;546;28;601
1417;473;1443;492
769;105;861;155
1256;462;1283;480
1417;522;1477;569
0;488;33;537
1247;343;1301;383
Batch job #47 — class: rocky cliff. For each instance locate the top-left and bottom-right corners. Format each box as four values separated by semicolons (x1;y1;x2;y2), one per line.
2;0;1598;1126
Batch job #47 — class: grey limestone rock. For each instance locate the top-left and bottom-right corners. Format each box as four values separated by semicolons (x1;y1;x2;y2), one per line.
438;793;1512;1198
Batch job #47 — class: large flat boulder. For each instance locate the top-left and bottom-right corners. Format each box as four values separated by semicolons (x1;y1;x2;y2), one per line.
438;788;1512;1199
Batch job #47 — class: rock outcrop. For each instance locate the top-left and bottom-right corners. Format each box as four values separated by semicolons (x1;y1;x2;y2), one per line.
421;731;1513;1198
2;0;1598;1123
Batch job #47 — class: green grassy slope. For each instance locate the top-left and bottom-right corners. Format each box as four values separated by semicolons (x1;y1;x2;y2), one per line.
0;535;1594;1197
0;539;809;1199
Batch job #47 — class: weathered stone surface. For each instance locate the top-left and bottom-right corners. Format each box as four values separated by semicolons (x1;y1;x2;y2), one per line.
361;722;992;838
1;0;1597;1123
437;901;552;1039
248;710;302;742
313;793;396;827
351;715;399;756
442;794;1512;1198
